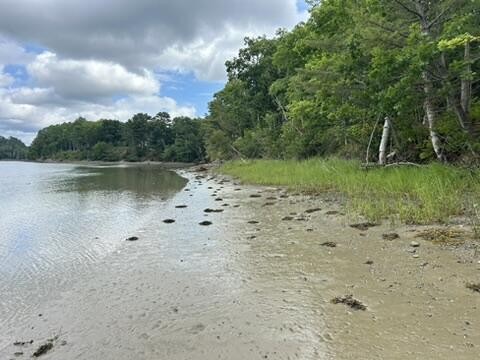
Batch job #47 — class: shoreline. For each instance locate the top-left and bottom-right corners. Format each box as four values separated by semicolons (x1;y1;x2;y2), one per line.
1;166;479;359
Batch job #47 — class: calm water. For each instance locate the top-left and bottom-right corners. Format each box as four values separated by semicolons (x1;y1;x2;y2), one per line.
0;162;187;321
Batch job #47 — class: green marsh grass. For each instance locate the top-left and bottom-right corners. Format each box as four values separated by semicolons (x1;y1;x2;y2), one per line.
221;158;480;224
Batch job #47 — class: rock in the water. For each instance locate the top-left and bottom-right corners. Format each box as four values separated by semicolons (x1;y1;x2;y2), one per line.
175;205;188;209
305;208;322;214
126;236;139;241
250;194;262;198
199;221;213;226
33;342;54;357
163;219;176;224
282;216;294;221
410;241;420;247
248;220;259;224
204;208;224;213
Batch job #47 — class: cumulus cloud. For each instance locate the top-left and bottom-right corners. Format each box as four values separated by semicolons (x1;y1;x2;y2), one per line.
27;52;160;100
0;0;306;81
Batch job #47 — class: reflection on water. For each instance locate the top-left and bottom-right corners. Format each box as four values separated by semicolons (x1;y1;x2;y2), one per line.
0;162;187;324
58;165;187;197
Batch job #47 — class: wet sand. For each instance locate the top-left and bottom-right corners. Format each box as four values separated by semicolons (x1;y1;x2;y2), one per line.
1;169;479;359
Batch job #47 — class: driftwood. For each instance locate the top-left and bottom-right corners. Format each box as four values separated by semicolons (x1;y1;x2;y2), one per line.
361;162;422;169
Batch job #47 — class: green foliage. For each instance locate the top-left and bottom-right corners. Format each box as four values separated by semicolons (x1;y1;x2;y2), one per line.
28;113;204;163
204;0;480;163
0;136;28;160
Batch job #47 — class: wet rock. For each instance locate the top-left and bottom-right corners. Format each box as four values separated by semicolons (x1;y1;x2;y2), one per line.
365;260;374;265
126;236;139;242
266;197;277;200
305;208;322;214
175;205;188;209
325;210;340;215
410;241;420;248
250;194;262;198
199;221;213;226
466;283;480;293
204;208;224;213
331;295;367;311
350;222;379;231
382;233;400;240
215;198;223;201
321;241;337;248
248;220;259;224
263;202;275;206
282;216;294;221
33;342;54;357
163;219;176;224
14;351;24;356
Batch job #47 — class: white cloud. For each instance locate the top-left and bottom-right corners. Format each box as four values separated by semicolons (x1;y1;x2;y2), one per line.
27;52;160;100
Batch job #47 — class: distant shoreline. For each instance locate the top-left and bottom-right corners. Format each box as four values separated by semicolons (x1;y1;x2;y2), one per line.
0;159;200;169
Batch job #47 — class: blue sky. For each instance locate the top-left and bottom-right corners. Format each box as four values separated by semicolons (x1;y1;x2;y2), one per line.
0;0;309;143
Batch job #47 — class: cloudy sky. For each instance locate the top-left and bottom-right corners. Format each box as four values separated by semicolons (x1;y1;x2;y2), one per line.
0;0;308;144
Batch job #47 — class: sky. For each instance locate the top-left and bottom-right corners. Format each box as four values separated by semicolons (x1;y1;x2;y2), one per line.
0;0;309;144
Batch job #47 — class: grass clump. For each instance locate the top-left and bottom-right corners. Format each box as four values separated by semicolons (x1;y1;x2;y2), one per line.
221;158;480;224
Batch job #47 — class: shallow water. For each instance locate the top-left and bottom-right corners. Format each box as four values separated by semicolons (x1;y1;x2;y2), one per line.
0;162;187;327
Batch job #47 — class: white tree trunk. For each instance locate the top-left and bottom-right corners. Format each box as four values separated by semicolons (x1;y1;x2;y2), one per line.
461;39;472;123
378;117;391;165
423;74;445;162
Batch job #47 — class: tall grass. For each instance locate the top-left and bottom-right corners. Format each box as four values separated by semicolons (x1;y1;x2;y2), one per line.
221;158;480;224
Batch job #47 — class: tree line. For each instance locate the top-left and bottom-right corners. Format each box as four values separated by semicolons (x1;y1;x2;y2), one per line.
29;113;205;162
2;0;479;164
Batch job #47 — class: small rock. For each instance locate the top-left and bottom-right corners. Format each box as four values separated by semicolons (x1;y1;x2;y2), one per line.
382;233;400;241
410;241;420;248
321;241;337;248
126;236;139;241
350;222;378;231
365;260;374;265
413;254;420;258
163;219;175;224
199;221;213;226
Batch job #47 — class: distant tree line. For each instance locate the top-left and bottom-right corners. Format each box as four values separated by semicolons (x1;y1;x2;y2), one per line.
28;113;205;162
0;136;28;160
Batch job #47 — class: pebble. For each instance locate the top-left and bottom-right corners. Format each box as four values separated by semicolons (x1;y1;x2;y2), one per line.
413;254;420;258
410;241;420;248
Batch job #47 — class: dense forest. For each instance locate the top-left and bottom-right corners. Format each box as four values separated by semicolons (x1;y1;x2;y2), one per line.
205;0;480;163
0;136;28;160
2;0;479;164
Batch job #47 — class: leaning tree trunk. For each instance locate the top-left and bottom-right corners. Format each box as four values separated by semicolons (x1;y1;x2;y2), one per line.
423;72;446;162
378;117;391;165
461;39;472;130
